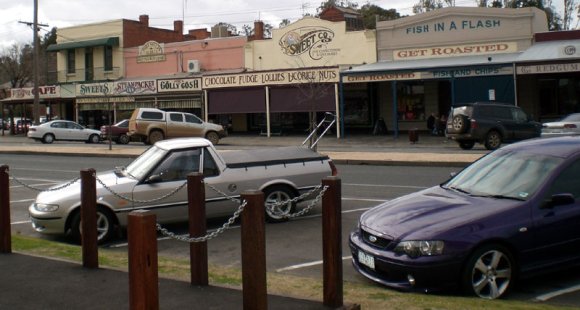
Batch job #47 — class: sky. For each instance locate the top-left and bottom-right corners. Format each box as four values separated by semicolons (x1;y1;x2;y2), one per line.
0;0;571;50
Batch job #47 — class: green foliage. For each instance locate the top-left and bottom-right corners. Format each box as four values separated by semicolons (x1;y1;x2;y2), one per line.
360;3;402;29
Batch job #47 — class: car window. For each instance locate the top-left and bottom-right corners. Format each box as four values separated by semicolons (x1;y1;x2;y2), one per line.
476;106;494;118
494;107;512;120
169;113;184;122
451;106;473;117
150;149;201;182
512;108;528;122
141;111;163;120
202;148;219;177
546;159;580;199
68;122;82;130
185;113;202;124
51;122;65;129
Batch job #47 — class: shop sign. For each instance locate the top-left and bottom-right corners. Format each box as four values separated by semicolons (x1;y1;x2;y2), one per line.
157;78;202;92
76;97;135;104
343;72;421;83
77;80;157;96
517;62;580;75
404;19;501;35
202;68;339;89
279;26;339;60
137;41;166;63
394;42;517;60
422;66;513;79
77;82;115;97
560;45;580;57
10;85;61;99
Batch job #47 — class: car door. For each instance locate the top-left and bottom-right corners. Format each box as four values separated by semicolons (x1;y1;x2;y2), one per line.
184;113;206;137
493;106;517;140
50;121;69;139
67;122;87;141
530;158;580;269
511;108;540;140
166;112;188;138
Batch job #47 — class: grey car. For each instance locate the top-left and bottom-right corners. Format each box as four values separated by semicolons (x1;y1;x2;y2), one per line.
446;102;542;150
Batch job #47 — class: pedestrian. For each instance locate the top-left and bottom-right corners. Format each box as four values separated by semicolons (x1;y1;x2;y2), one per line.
427;113;437;135
438;114;447;136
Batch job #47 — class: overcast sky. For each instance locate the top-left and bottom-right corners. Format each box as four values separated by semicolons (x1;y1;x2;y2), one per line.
0;0;468;49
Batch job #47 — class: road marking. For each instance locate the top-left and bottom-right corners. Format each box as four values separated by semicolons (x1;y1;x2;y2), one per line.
535;283;580;302
276;256;352;272
11;220;31;225
10;199;35;203
344;183;427;189
342;197;389;203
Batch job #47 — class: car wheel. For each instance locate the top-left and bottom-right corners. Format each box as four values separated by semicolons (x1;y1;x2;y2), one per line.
484;131;502;150
263;185;296;223
148;130;164;144
452;115;469;133
458;140;475;150
462;244;515;299
205;131;220;145
118;134;130;144
69;207;116;245
88;134;100;144
42;134;55;144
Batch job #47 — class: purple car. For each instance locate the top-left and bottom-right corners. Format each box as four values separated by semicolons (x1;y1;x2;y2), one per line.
349;136;580;299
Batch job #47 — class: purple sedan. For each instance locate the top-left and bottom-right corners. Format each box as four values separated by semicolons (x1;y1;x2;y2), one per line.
349;136;580;299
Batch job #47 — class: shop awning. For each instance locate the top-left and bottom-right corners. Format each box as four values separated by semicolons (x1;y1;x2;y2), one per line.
47;37;120;51
516;40;580;62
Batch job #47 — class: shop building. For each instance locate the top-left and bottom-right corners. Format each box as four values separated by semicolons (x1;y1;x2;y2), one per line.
341;7;549;136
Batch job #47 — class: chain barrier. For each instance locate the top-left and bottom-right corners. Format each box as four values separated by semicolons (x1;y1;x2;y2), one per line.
7;170;80;192
96;176;188;204
281;185;329;219
156;200;248;242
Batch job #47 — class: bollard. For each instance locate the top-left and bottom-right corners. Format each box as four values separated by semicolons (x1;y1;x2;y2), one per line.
188;172;208;286
0;165;11;253
240;190;267;310
322;176;343;308
80;168;98;268
128;210;159;310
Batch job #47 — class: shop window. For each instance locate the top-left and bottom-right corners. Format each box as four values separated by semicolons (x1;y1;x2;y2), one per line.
67;49;75;74
397;83;425;121
343;83;371;126
104;45;113;71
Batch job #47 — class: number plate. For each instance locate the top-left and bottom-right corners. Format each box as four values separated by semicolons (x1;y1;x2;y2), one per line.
358;250;375;270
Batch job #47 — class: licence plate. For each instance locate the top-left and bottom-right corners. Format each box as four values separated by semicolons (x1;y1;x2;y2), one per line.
358;250;375;270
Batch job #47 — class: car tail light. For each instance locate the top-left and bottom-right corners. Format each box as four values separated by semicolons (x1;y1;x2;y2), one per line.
470;119;478;129
564;124;577;128
328;160;338;176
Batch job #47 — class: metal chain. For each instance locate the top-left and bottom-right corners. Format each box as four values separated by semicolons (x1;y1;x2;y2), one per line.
156;200;248;242
96;177;188;203
283;185;329;219
8;171;80;192
206;183;242;204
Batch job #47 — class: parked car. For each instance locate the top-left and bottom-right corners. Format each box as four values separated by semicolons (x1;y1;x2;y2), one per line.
100;119;132;144
128;108;227;145
27;120;101;144
349;136;580;299
445;102;542;150
29;137;337;243
541;113;580;137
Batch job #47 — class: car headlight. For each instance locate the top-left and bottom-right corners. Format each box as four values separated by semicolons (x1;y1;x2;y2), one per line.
394;240;444;258
33;203;59;212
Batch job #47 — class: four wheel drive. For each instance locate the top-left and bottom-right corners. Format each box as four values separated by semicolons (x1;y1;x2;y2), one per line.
128;108;227;145
445;102;542;150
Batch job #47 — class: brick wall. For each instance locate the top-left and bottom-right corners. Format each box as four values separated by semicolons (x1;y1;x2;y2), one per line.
122;16;193;48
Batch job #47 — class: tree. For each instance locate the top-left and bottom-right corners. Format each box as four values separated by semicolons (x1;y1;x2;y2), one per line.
316;0;359;15
360;3;402;28
563;0;579;29
0;44;33;88
279;19;291;28
412;0;454;14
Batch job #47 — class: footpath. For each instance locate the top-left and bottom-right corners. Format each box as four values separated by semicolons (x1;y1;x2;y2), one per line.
0;132;486;309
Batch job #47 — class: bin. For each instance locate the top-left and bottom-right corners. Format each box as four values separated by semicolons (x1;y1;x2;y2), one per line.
408;128;419;143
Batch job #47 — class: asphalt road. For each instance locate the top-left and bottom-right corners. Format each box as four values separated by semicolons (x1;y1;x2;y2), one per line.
3;153;580;307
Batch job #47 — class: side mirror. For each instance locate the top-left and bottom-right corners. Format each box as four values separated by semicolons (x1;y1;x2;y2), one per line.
541;193;575;209
146;174;163;183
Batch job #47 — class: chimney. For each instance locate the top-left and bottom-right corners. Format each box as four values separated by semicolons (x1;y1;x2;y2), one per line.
174;20;183;34
254;20;264;40
189;28;211;40
139;15;149;27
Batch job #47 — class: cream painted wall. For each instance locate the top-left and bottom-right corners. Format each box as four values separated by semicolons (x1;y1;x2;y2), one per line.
377;7;548;61
245;16;376;71
55;20;124;82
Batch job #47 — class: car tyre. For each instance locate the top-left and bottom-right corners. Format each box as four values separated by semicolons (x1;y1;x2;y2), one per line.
461;244;515;299
452;115;469;133
484;131;502;150
263;185;296;223
458;140;475;150
148;130;164;145
118;134;130;145
42;133;55;144
205;131;220;145
87;134;100;144
69;206;116;245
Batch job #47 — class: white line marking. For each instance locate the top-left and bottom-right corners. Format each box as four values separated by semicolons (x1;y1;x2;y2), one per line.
276;256;352;272
342;197;389;203
11;220;31;225
10;199;35;203
344;183;427;189
535;283;580;302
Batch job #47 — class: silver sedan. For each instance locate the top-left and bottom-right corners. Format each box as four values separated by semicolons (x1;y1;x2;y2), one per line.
27;120;101;144
541;113;580;137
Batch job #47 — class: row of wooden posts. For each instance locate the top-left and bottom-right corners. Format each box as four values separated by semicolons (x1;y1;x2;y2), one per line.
0;165;345;310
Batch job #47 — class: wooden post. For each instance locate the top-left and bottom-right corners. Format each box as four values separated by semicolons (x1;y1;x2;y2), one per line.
322;176;343;308
189;172;208;286
240;190;267;310
0;165;11;253
80;168;98;268
128;210;159;310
